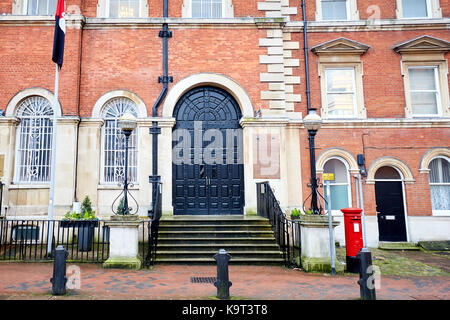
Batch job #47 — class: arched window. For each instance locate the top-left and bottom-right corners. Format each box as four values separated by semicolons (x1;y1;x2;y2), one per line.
15;96;54;183
428;157;450;215
101;97;139;184
323;157;351;212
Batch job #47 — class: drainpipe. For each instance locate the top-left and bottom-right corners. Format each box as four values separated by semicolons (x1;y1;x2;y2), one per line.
301;0;311;113
149;0;172;216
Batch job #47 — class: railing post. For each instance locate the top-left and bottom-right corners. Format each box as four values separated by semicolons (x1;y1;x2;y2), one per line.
50;245;68;295
213;249;232;300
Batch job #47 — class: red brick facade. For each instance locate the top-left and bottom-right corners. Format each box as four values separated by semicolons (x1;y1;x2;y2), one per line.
0;0;449;244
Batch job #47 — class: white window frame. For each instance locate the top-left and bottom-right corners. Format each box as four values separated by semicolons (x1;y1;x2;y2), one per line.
96;0;149;18
324;67;358;119
396;0;442;19
100;98;140;185
315;0;359;21
21;0;57;15
191;0;223;19
106;0;141;18
13;96;54;184
407;65;442;118
182;0;234;18
323;156;352;216
321;0;350;21
428;156;450;216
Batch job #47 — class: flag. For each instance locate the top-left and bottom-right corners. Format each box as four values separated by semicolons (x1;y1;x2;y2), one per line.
52;0;65;68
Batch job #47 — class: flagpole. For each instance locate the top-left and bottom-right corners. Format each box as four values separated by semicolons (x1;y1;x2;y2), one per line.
47;64;59;255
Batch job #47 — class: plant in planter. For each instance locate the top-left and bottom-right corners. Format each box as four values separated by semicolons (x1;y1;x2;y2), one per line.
290;208;301;252
290;208;301;219
61;195;99;252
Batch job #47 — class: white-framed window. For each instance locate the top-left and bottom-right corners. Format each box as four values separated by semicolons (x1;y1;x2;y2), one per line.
323;157;351;214
408;66;441;116
14;96;54;183
101;97;139;184
192;0;223;18
107;0;140;18
25;0;57;15
429;156;450;215
401;0;431;18
324;67;357;118
321;0;349;20
397;0;442;19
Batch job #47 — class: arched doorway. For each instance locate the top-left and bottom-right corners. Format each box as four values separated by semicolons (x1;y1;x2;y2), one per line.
374;166;408;241
172;86;244;215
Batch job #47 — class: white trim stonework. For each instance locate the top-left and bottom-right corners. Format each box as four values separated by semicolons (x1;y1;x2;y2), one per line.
366;156;415;184
6;87;62;117
419;147;450;173
92;90;148;118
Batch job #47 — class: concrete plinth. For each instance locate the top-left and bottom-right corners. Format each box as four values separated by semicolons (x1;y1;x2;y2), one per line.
299;215;344;273
103;215;142;269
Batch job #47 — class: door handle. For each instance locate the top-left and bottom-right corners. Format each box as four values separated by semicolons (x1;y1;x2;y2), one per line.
206;177;210;186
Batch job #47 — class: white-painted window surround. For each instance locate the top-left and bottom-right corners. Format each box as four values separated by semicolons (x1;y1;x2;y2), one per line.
101;97;139;184
182;0;234;18
429;157;450;216
315;0;359;21
396;0;442;19
324;68;357;118
14;96;54;183
408;66;441;116
20;0;57;15
323;157;352;215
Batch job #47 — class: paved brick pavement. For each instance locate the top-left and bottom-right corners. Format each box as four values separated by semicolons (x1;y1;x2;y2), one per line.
0;263;449;300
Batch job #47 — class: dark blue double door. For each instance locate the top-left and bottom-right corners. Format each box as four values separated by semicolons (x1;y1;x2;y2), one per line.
172;86;244;215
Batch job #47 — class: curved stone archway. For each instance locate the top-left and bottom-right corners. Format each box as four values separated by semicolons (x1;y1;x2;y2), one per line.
316;147;359;174
162;73;254;118
6;87;62;117
419;147;450;173
366;156;415;184
92;89;148;118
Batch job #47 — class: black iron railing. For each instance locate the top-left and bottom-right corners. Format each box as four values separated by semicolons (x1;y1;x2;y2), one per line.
145;180;162;267
0;219;110;262
256;182;301;268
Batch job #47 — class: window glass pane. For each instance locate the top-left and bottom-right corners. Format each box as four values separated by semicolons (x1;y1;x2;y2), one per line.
323;159;348;183
127;0;140;17
324;185;349;210
411;92;438;115
429;158;450;183
375;166;401;179
49;0;57;15
192;0;202;17
327;94;355;116
402;0;428;18
322;0;347;20
109;0;119;17
409;68;436;91
326;69;354;92
211;0;222;18
27;0;38;15
430;186;450;210
38;0;48;15
202;0;210;18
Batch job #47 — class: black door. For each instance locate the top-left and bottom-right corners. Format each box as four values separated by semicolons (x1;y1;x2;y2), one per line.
375;181;407;242
172;86;244;215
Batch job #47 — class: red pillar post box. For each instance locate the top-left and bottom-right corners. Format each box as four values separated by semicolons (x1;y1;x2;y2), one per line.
341;208;364;273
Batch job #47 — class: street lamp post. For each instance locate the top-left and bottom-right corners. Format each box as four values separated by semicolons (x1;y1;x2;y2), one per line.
303;109;323;215
118;113;137;215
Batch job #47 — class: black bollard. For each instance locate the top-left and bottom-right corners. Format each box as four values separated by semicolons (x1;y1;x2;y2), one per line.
356;248;376;300
50;245;68;295
213;249;232;300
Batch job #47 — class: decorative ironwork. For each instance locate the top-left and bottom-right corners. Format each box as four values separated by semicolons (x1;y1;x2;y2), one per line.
256;182;301;268
16;96;53;183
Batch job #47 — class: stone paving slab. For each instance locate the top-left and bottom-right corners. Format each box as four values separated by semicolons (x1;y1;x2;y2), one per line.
0;263;449;300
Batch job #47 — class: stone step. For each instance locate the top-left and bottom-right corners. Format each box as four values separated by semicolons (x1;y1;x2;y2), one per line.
156;251;283;259
378;242;420;251
158;224;273;232
158;230;275;238
155;257;285;265
159;218;270;226
157;237;278;245
157;243;280;251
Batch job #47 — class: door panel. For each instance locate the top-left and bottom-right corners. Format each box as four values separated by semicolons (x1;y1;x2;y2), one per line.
172;86;244;215
375;181;407;242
